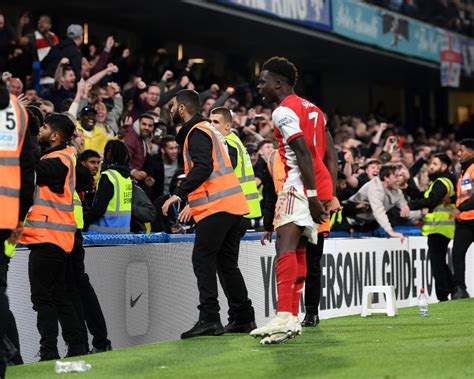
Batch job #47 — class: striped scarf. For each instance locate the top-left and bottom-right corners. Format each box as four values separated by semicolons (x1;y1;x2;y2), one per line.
34;30;59;61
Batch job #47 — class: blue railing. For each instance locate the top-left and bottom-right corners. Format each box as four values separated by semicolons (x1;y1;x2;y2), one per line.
82;226;422;245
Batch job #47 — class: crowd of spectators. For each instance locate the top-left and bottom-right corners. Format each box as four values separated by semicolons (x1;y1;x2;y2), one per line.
366;0;474;36
1;9;473;237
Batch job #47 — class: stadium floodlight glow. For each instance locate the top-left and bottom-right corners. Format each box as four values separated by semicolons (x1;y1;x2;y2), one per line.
255;61;260;77
190;58;205;64
84;23;89;45
178;44;183;61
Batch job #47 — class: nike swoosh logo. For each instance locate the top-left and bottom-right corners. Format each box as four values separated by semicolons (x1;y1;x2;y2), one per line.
130;292;143;308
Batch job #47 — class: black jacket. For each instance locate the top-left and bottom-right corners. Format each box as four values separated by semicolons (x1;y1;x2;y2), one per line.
174;114;213;201
41;38;82;80
402;177;423;202
143;154;183;202
143;154;165;202
36;143;90;196
36;143;70;194
84;165;131;226
131;183;155;233
408;171;456;211
262;164;277;232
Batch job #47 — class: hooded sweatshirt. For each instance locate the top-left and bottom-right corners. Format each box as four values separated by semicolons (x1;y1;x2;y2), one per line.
124;119;153;172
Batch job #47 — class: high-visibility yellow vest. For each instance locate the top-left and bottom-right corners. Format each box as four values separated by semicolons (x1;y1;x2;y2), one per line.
88;169;133;233
422;177;456;239
330;210;342;229
73;191;84;230
225;132;262;219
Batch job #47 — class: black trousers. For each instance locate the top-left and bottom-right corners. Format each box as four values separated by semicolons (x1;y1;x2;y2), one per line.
28;243;83;351
66;231;109;350
193;212;254;323
0;238;22;368
427;234;454;301
239;218;251;239
452;220;474;289
304;234;324;314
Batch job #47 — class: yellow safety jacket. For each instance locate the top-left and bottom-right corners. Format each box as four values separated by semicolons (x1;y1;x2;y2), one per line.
225;132;262;219
421;177;456;239
88;169;133;233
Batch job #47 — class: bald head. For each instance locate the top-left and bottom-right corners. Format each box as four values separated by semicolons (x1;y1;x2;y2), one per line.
9;78;23;97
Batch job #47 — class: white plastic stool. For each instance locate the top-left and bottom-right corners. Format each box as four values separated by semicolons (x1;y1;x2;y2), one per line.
361;285;398;317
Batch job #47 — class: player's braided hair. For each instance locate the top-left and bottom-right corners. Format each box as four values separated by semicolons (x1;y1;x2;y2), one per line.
262;56;298;87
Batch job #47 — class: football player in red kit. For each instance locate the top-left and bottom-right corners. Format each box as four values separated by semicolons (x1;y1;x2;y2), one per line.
250;56;328;344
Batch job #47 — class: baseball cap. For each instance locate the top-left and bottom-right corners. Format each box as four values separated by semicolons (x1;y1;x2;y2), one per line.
80;105;97;116
67;24;83;39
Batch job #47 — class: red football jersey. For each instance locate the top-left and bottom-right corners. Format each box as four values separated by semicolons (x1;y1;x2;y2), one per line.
272;94;333;200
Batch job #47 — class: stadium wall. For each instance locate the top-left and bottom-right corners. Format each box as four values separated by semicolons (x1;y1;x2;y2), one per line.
7;235;473;363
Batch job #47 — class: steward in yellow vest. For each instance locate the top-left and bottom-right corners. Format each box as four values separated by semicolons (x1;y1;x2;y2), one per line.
407;153;455;301
85;140;133;233
209;107;261;222
163;91;255;338
225;132;262;219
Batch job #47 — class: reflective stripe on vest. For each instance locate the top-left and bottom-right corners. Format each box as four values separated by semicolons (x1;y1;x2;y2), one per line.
0;157;20;165
0;95;28;229
225;132;262;219
183;122;249;223
20;147;77;253
456;163;474;221
73;191;84;229
422;177;456;239
88;169;132;233
330;210;343;229
33;150;76;211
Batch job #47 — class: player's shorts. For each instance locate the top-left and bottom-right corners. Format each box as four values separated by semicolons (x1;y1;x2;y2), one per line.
274;187;318;244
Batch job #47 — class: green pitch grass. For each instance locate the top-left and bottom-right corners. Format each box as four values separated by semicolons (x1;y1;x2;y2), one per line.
8;299;474;379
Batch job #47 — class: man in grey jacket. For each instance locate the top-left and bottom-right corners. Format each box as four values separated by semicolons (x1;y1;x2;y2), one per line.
345;164;410;241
